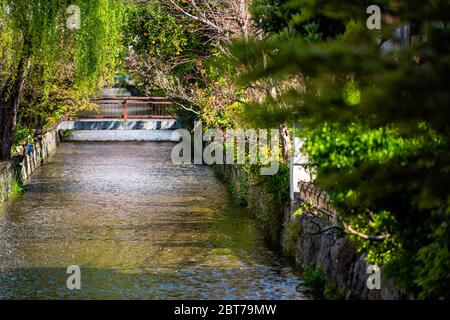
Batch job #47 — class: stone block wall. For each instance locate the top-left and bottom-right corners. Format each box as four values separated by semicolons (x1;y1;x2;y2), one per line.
217;164;284;244
286;182;411;299
284;201;405;299
21;128;60;180
0;126;61;205
218;164;408;299
0;161;14;204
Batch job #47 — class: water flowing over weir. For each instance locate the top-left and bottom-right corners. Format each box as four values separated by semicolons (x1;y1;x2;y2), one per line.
0;142;305;299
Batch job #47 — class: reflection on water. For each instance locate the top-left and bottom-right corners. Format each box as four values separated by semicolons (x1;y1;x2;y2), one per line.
0;142;304;299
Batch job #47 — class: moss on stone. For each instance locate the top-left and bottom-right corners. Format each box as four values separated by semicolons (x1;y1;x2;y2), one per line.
217;163;289;245
324;280;346;300
282;220;302;257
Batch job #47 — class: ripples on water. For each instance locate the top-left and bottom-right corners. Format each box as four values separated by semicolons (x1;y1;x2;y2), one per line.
0;142;304;299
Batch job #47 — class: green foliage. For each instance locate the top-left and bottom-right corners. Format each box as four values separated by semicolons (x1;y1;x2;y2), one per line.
1;0;124;91
212;165;224;179
124;0;211;98
303;267;346;300
1;0;125;138
323;280;346;300
258;162;290;205
231;0;450;298
13;123;34;148
10;171;24;198
414;235;450;299
74;0;126;91
219;162;289;244
293;207;303;217
124;1;203;73
222;167;248;207
282;220;302;256
123;1;246;128
251;0;344;39
303;267;326;297
255;163;290;242
231;176;248;207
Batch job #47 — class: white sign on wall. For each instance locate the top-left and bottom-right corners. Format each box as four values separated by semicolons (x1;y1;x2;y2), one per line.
290;123;313;201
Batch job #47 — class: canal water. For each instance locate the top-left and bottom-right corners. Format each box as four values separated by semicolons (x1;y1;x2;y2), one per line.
0;142;304;299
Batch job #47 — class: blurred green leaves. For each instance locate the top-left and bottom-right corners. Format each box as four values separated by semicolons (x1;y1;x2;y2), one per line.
230;0;450;298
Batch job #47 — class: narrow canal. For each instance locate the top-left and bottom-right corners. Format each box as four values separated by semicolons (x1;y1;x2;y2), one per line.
0;142;304;299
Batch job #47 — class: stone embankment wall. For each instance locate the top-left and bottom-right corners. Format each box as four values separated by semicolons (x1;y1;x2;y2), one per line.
0;161;14;204
218;164;407;299
285;182;406;299
21;128;61;180
215;164;286;244
0;126;61;204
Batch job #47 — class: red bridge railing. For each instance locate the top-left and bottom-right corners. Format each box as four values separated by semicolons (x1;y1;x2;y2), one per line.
76;97;176;120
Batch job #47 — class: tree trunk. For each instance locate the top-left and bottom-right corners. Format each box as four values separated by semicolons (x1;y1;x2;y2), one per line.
0;55;30;161
265;79;292;164
279;123;291;163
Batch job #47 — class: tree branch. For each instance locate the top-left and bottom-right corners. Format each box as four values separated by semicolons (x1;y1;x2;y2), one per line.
344;223;391;241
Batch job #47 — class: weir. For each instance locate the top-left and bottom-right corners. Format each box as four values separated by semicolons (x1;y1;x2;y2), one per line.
60;95;183;142
60;119;182;142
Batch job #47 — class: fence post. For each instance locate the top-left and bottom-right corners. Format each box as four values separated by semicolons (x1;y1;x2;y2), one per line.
123;99;128;128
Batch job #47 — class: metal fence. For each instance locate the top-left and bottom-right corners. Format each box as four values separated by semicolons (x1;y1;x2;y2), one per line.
78;97;176;120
